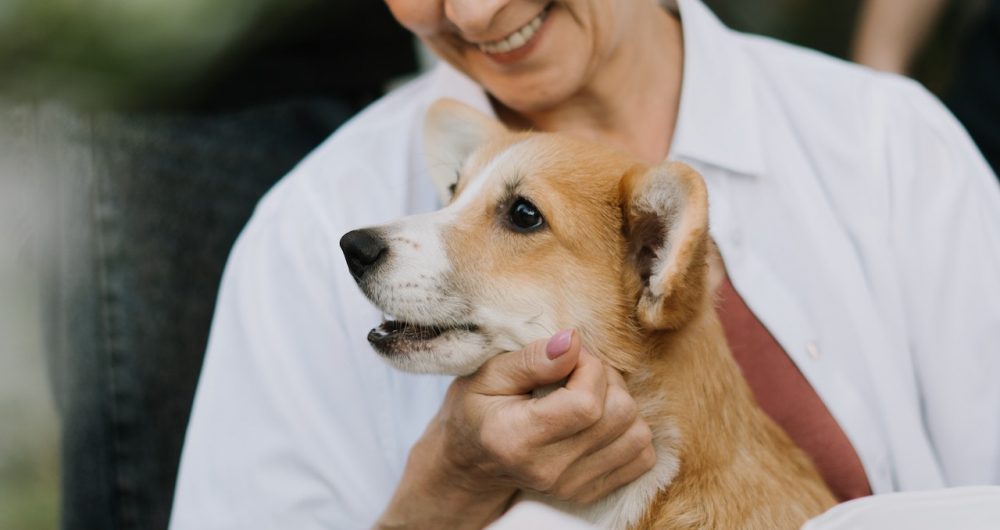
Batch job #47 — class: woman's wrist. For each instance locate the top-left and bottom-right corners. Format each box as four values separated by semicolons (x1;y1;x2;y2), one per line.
375;426;515;530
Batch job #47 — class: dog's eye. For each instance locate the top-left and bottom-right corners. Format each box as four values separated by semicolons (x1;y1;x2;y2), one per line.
508;198;545;232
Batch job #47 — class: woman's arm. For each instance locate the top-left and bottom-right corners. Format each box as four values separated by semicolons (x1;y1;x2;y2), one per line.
852;0;951;74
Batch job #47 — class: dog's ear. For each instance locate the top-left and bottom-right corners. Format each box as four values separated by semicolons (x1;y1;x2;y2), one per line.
424;99;505;204
621;161;710;330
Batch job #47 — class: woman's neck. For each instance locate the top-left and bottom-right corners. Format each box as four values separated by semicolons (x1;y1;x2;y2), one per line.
496;6;684;164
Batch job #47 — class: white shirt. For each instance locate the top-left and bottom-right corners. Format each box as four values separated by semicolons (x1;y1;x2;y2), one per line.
170;1;1000;528
495;488;1000;530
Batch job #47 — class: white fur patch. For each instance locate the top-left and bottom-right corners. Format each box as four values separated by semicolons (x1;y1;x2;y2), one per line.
370;212;465;324
447;139;533;211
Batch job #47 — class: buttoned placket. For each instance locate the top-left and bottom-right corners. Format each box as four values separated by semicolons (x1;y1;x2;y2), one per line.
693;161;898;494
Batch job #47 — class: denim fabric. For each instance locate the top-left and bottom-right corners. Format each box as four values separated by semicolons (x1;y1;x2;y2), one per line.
39;99;352;530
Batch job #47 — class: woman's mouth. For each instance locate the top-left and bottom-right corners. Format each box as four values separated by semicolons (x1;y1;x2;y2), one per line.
475;5;551;57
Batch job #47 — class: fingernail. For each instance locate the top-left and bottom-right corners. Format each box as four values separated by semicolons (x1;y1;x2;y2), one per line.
546;329;574;360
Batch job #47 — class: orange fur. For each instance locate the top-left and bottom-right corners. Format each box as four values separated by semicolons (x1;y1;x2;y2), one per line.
360;100;837;528
434;110;836;528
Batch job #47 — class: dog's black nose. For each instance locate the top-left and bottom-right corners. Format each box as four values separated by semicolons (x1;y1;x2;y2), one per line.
339;229;388;281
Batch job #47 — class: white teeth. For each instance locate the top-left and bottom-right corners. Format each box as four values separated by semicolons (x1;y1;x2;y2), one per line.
507;32;525;49
477;8;547;55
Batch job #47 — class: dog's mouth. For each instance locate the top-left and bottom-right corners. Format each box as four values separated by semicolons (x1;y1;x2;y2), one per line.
368;318;478;351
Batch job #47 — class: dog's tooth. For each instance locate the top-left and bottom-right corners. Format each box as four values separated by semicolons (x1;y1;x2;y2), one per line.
368;326;391;343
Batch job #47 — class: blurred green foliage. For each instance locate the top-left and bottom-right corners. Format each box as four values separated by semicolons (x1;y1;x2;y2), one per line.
0;436;59;530
0;0;315;107
0;250;59;530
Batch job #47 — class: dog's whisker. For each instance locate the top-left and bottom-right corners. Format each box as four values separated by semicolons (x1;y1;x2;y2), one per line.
524;310;555;337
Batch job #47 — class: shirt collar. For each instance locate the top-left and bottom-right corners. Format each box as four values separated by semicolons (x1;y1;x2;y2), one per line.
428;61;495;116
670;0;766;177
429;0;766;177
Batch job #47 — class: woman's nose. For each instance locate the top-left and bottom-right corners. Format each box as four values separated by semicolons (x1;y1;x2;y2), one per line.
444;0;513;39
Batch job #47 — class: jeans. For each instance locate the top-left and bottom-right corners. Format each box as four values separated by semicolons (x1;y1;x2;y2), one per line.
37;98;352;530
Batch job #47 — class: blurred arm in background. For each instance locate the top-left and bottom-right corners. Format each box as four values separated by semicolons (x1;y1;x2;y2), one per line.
851;0;951;74
853;0;1000;182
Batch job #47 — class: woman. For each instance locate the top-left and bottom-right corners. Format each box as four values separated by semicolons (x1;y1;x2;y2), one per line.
170;1;1000;528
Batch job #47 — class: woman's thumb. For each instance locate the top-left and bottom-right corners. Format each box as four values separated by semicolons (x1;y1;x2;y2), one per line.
473;329;581;395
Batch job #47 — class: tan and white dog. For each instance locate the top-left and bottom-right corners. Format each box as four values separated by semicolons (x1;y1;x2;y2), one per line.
339;99;836;529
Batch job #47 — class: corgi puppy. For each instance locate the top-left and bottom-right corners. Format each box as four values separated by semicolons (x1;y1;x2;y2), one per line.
339;99;836;529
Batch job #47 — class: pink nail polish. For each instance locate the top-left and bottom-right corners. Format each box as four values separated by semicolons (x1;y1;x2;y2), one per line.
546;329;574;359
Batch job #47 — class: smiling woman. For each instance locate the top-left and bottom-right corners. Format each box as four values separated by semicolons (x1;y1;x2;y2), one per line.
387;0;683;154
170;0;1000;529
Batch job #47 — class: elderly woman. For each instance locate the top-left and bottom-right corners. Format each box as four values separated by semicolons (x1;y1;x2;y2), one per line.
170;0;1000;528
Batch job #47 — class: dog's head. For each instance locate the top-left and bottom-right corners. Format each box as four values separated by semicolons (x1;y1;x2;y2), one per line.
340;99;709;375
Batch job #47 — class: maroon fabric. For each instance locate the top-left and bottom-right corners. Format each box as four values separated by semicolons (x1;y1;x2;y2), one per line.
715;275;872;501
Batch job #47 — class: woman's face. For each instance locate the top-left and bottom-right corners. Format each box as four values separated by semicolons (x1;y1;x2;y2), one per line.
385;0;641;114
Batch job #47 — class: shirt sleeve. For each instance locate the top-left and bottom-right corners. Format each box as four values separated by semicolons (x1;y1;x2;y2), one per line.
169;177;398;529
883;79;1000;486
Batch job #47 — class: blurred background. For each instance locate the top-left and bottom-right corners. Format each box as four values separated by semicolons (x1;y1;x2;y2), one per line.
0;0;992;528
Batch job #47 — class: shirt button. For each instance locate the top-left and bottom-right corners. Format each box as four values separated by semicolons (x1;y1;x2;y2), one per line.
806;341;822;360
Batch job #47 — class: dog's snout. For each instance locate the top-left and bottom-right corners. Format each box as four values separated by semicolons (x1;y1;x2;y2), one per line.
340;229;388;281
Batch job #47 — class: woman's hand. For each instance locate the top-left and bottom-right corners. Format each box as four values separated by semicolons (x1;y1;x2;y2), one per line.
375;330;655;530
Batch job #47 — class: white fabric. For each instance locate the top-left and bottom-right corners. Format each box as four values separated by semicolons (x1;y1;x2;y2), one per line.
489;489;1000;530
169;0;1000;528
488;486;1000;530
802;486;1000;530
488;502;598;530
